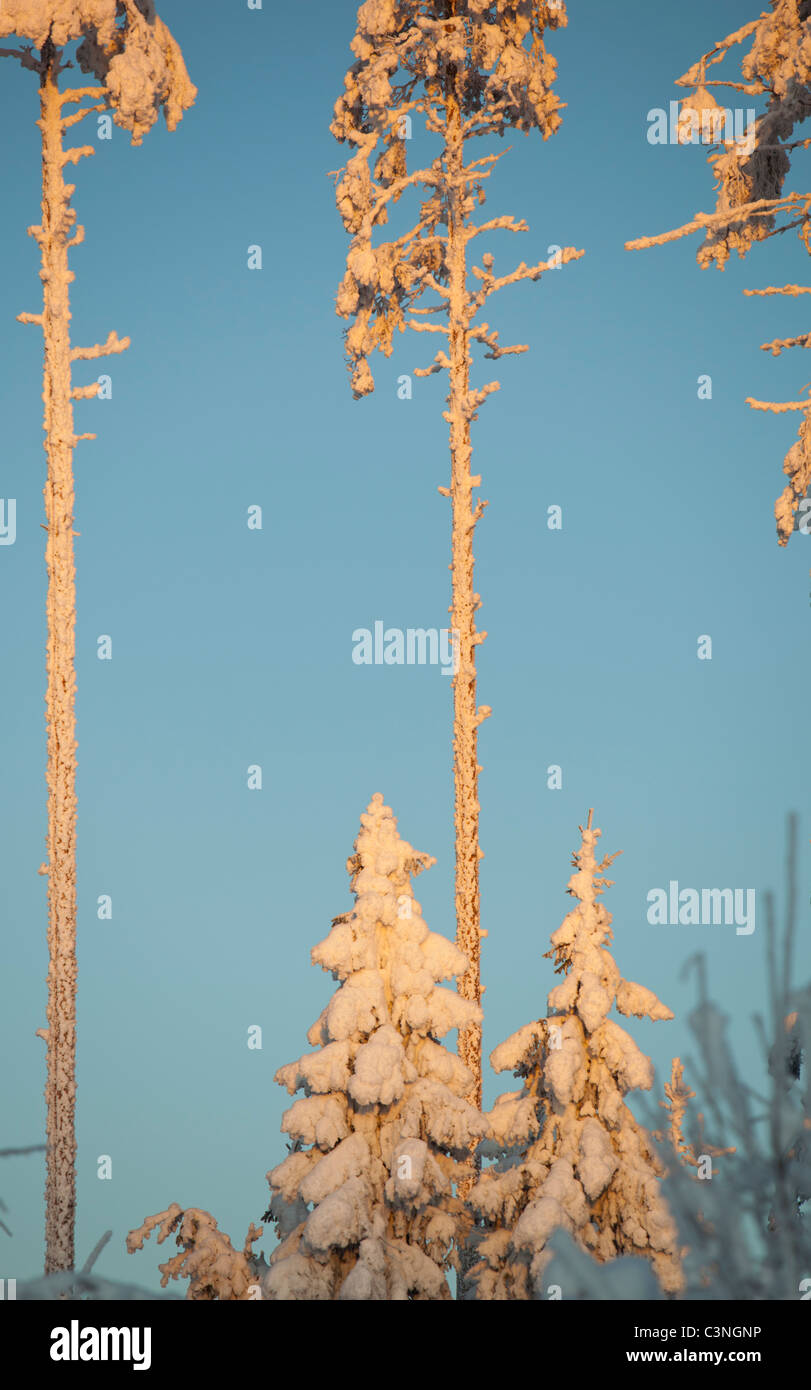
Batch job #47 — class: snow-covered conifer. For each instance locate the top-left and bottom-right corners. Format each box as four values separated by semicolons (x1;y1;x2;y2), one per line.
0;0;195;1273
263;793;486;1299
627;3;811;552
468;811;683;1298
127;1205;266;1301
331;3;584;1106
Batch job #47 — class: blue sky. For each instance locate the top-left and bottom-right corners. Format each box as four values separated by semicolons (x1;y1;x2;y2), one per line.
1;0;809;1294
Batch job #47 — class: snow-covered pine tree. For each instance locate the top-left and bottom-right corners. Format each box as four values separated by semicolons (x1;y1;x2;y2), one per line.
627;2;811;553
331;2;583;1110
0;0;195;1274
263;793;486;1300
467;810;683;1298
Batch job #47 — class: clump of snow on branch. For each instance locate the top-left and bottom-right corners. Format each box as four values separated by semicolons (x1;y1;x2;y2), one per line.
467;810;683;1299
126;1204;266;1300
626;2;811;548
0;0;196;143
263;793;486;1300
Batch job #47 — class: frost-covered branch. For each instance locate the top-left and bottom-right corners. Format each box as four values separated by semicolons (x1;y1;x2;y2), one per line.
758;332;811;356
746;394;811;412
468;246;583;311
70;328;130;361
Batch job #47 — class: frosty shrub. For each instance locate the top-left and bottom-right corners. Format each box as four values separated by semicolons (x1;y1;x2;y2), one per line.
0;0;194;1273
20;1225;181;1299
467;811;683;1299
627;2;811;550
127;1206;266;1301
263;793;486;1300
651;820;810;1299
331;1;584;1105
16;1271;181;1300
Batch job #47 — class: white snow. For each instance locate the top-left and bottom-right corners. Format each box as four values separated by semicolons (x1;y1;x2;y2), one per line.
348;1024;412;1106
302;1175;371;1254
282;1095;350;1150
490;1020;543;1074
299;1134;371;1206
616;978;675;1021
577;1117;619;1200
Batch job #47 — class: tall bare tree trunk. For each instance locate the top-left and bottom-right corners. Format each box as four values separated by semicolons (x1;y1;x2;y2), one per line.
22;45;132;1274
38;44;80;1275
332;0;576;1140
446;59;483;1117
27;45;124;1273
4;9;192;1279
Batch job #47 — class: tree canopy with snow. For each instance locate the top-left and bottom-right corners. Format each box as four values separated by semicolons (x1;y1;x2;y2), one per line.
467;811;683;1298
262;793;486;1299
627;1;811;552
0;0;195;144
331;0;583;1111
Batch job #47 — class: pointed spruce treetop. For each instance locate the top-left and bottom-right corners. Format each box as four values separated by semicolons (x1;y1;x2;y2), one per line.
263;793;486;1300
468;811;683;1299
0;0;196;143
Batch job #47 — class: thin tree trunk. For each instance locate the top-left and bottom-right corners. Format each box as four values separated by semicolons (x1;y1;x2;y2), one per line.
5;16;188;1277
39;43;79;1274
445;75;482;1114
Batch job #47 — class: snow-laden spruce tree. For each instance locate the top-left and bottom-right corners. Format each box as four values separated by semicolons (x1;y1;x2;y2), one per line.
331;1;583;1108
263;793;486;1299
467;810;683;1298
0;0;195;1273
627;2;811;553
